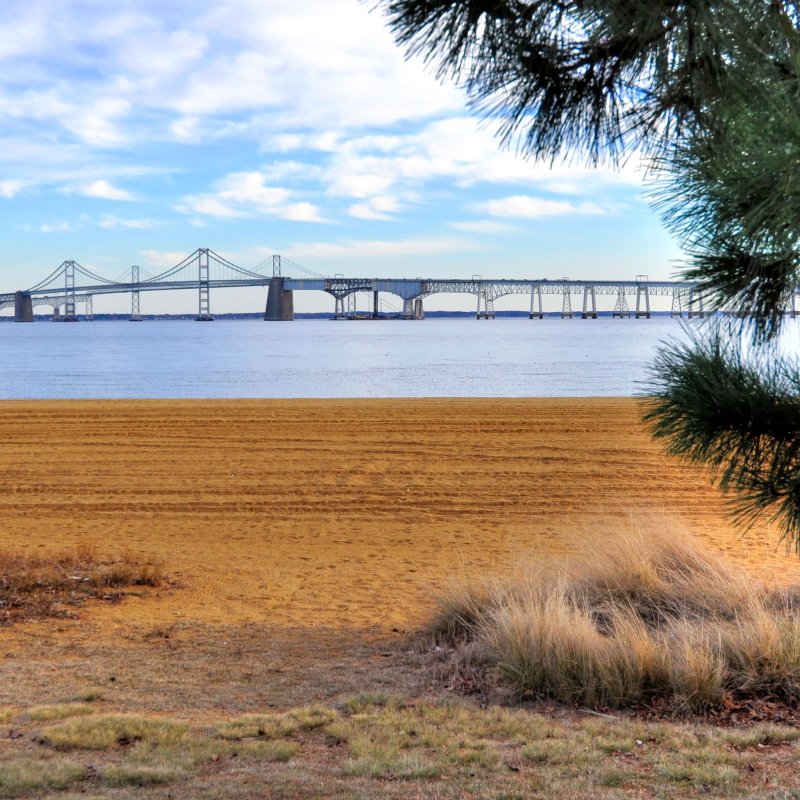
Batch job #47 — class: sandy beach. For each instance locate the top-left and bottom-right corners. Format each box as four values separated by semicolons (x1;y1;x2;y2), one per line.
3;397;800;800
1;398;796;634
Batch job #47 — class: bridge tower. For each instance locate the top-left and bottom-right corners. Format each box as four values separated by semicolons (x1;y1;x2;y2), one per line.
612;287;631;318
264;255;294;321
196;248;214;321
62;261;78;321
130;265;141;321
561;288;573;318
581;285;597;319
14;291;33;322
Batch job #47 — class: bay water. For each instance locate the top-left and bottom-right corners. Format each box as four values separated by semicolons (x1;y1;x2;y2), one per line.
1;317;796;399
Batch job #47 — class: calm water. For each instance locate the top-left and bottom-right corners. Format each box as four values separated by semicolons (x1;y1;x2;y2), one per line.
1;317;797;399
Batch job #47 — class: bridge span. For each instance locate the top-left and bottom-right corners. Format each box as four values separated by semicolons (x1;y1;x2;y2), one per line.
0;246;784;322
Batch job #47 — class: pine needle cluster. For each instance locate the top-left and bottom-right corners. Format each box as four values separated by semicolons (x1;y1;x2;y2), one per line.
646;324;800;545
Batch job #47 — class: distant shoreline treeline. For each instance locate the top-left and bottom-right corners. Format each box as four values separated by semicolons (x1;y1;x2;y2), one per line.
0;310;683;321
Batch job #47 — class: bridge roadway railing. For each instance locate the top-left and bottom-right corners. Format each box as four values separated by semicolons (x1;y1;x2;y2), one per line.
286;277;703;319
6;270;799;320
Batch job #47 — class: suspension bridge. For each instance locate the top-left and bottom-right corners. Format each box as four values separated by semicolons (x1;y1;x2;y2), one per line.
0;246;775;322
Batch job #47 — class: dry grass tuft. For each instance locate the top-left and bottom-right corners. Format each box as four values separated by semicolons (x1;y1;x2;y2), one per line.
0;758;86;796
428;520;800;710
215;706;336;741
23;704;96;722
6;695;800;797
0;546;164;625
97;763;179;787
41;714;188;750
341;751;441;780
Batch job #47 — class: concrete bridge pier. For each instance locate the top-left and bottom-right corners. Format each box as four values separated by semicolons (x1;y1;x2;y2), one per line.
476;290;495;319
581;286;597;319
401;297;424;319
670;288;684;317
529;286;543;319
264;277;294;321
14;291;33;322
687;290;705;319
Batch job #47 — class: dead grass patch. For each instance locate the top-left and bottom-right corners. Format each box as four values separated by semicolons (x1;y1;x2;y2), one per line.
97;763;179;787
0;758;86;797
41;714;188;750
23;704;96;722
216;705;336;740
4;695;799;797
0;547;164;625
427;521;800;711
130;737;298;770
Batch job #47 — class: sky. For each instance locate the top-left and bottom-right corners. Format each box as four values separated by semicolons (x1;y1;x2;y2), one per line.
0;0;685;314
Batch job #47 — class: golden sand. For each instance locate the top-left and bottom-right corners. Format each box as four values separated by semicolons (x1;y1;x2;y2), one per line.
1;398;797;632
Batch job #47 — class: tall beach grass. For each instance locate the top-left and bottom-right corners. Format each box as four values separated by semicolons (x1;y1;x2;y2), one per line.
428;521;800;710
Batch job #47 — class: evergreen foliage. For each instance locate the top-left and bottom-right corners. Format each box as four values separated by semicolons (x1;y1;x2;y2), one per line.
377;0;800;544
646;324;800;546
380;1;797;160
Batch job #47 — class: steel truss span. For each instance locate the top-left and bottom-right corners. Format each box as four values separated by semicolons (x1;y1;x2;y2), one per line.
2;247;798;321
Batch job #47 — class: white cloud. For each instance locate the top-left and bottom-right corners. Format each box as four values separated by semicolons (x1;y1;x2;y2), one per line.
176;171;324;222
169;116;202;143
98;215;160;230
66;97;132;147
289;116;646;228
216;171;290;207
281;202;325;223
349;196;401;221
479;195;608;219
0;7;47;60
0;179;25;198
289;235;482;262
318;118;644;205
175;195;246;219
75;180;136;201
21;221;73;234
139;249;193;269
0;0;459;156
452;220;518;234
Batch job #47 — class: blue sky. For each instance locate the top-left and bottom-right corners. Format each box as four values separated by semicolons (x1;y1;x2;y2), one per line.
0;0;684;314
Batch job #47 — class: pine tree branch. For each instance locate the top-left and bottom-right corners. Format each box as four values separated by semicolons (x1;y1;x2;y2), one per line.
644;325;800;549
375;0;758;162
